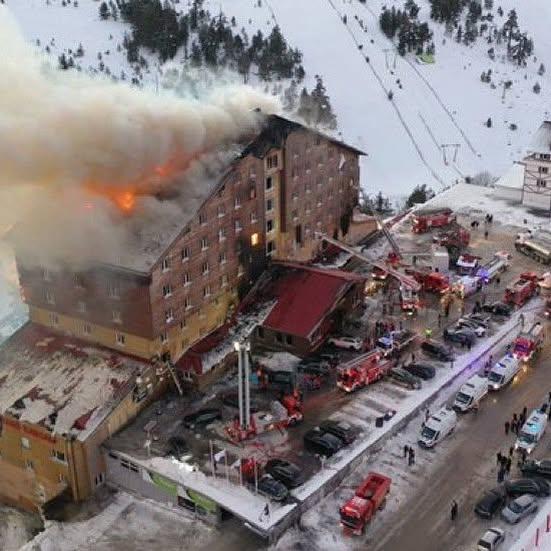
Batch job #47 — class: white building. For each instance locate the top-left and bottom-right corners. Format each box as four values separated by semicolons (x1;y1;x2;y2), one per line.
521;121;551;210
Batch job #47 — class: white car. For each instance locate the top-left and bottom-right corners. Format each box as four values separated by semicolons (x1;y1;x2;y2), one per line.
456;319;486;337
477;527;505;550
328;336;363;351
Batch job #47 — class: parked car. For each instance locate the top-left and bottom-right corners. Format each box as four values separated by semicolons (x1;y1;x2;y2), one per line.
220;392;260;413
482;302;513;317
304;428;345;457
501;494;538;524
505;477;551;498
164;436;188;459
474;488;506;519
456;318;486;336
313;353;339;367
328;336;364;351
319;419;357;445
521;459;551;479
298;361;330;377
265;459;305;489
465;313;491;327
257;474;289;502
421;339;454;361
389;367;422;390
403;362;436;380
443;327;476;345
477;527;505;551
182;408;222;428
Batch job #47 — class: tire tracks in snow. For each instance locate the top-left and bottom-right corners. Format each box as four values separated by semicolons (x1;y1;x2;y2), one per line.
324;0;446;187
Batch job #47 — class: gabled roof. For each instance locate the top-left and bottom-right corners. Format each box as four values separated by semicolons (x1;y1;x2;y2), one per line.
529;121;551;153
261;263;365;339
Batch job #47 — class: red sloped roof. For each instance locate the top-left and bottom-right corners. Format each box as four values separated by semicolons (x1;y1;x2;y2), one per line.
262;267;362;338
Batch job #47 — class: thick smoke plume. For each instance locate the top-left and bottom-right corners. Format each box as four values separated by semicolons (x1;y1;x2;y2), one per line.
0;7;279;269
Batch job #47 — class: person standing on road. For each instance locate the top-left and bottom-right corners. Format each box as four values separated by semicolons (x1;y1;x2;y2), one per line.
411;352;416;363
505;421;510;435
496;451;502;466
408;447;415;467
509;446;514;457
403;444;410;459
425;409;430;423
438;313;442;328
484;229;489;239
450;501;458;521
506;457;512;476
497;467;505;483
511;419;517;435
520;313;525;328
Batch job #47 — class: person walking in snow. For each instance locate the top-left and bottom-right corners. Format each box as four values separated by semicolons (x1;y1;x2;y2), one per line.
505;421;510;435
496;451;502;466
408;447;415;466
506;457;512;476
403;444;410;458
450;501;458;521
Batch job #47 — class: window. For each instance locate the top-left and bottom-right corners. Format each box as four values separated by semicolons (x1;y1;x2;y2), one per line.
267;154;278;169
234;194;241;209
50;450;66;463
218;228;226;241
251;233;259;246
541;153;551;161
250;211;258;223
165;309;173;323
257;326;265;339
266;198;273;212
162;284;172;298
94;473;104;486
276;332;283;343
305;184;311;194
116;333;126;346
317;197;323;208
201;237;209;251
238;265;245;277
183;272;191;286
539;166;549;174
235;219;242;232
219;251;227;264
295;225;303;245
107;282;120;299
292;210;298;221
267;241;276;255
266;219;274;233
202;261;209;275
292;191;299;202
45;290;55;305
199;212;207;225
73;273;84;288
180;318;187;330
111;310;121;323
286;335;293;345
161;257;170;272
42;267;52;281
21;437;30;449
181;247;190;262
48;312;59;326
25;459;34;471
77;301;87;313
220;274;229;287
537;179;547;188
249;186;257;199
203;285;211;298
160;331;168;343
83;323;92;335
217;205;225;218
265;177;273;190
184;297;192;310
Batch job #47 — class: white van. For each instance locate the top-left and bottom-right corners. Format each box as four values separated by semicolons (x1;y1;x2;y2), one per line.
515;408;548;454
487;354;520;391
453;375;488;412
418;407;457;448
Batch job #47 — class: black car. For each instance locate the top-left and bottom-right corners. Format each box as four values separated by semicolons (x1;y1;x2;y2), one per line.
164;436;188;458
421;340;454;361
298;362;330;377
443;327;476;345
313;353;339;367
505;477;551;497
403;362;436;380
220;392;260;413
257;475;289;502
265;458;305;488
482;302;513;317
319;419;357;445
521;459;551;479
304;428;345;457
474;488;506;519
182;408;222;428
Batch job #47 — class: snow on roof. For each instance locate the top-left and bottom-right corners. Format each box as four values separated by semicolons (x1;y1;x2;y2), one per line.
494;162;525;190
529;121;551;154
0;323;148;439
257;351;301;372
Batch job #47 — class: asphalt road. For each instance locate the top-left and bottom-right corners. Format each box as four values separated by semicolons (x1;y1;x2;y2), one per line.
370;338;551;551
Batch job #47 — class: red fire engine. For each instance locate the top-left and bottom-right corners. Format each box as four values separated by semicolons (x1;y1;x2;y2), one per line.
336;351;393;393
504;272;540;306
433;223;470;249
513;322;544;361
412;207;456;234
405;267;450;294
339;472;392;535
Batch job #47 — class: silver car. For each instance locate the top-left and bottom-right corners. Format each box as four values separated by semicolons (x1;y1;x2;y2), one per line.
477;527;505;551
501;494;538;524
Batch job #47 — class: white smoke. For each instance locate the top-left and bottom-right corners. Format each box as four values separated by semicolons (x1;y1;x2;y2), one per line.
0;7;280;268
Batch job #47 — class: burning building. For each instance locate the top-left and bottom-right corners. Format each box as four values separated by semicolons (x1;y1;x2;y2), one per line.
15;115;364;365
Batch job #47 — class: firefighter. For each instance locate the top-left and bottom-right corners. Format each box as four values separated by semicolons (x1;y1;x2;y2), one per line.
424;327;433;339
450;501;458;521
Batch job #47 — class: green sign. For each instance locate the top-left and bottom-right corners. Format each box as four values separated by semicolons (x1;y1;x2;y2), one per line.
186;488;218;514
150;472;178;497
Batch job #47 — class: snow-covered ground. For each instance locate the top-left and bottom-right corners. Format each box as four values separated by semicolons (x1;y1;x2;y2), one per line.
6;0;551;198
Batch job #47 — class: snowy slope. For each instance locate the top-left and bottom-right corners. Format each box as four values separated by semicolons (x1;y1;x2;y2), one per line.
5;0;551;197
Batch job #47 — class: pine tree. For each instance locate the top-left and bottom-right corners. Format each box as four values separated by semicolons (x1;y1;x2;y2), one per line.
99;1;109;20
297;87;313;125
538;63;546;76
533;82;541;94
58;53;69;70
310;75;337;130
406;184;433;207
405;0;420;19
190;42;202;67
484;0;493;9
486;117;492;128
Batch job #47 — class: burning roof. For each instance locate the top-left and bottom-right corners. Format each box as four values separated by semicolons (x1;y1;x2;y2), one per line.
0;323;150;439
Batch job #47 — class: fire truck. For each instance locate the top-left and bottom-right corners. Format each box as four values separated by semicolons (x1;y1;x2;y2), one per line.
513;322;544;361
405;267;450;294
476;251;511;283
504;272;540;306
412;207;456;234
339;472;392;535
515;233;551;265
433;223;470;250
336;351;394;393
456;253;481;276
